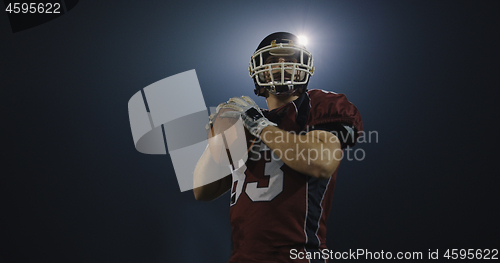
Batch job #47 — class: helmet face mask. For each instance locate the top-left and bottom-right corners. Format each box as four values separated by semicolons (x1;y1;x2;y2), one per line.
249;33;314;96
259;54;302;83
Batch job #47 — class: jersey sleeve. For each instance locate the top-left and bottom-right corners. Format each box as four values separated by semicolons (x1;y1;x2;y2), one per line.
311;122;356;148
306;89;363;146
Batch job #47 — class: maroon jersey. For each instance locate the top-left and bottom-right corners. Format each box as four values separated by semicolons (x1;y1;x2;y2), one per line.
228;89;363;263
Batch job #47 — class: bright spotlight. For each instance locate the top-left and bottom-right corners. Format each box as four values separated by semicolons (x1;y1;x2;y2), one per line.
297;35;308;46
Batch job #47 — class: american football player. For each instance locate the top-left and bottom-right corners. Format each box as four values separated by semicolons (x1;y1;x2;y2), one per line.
194;32;363;263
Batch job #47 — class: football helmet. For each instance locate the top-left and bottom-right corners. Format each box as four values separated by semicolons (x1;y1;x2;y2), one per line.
249;32;314;96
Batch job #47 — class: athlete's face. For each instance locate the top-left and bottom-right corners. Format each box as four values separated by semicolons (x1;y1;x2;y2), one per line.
262;55;301;83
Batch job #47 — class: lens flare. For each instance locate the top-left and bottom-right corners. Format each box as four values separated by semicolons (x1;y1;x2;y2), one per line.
297;35;308;46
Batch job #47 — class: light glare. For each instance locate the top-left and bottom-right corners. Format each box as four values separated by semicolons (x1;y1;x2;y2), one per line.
297;35;308;46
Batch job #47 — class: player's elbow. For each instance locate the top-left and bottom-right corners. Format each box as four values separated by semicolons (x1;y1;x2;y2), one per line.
309;162;338;180
193;187;213;201
308;142;342;180
315;169;332;180
193;188;202;201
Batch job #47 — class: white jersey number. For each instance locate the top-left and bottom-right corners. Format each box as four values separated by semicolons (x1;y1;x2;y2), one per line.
230;143;284;205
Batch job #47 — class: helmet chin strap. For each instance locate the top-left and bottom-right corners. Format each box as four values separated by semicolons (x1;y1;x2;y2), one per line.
268;85;296;96
254;84;307;97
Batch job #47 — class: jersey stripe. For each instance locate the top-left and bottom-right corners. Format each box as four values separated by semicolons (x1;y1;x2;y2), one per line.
315;177;331;243
303;180;309;244
305;177;329;247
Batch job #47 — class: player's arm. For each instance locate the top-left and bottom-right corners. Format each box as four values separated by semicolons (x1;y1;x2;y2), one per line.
193;138;232;201
260;126;341;179
219;95;343;180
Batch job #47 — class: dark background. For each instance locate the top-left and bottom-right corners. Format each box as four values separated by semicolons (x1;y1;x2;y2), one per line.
1;1;498;262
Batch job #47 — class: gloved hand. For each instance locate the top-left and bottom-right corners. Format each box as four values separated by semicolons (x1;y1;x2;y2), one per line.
205;103;226;135
218;96;277;138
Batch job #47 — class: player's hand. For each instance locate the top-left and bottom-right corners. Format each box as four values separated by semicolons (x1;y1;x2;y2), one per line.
218;96;277;138
205;103;225;134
